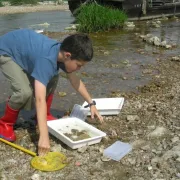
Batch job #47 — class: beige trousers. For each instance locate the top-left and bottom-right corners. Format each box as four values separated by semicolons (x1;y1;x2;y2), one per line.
0;55;59;110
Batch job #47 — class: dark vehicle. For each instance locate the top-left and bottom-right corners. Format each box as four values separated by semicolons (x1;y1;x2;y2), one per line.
68;0;180;18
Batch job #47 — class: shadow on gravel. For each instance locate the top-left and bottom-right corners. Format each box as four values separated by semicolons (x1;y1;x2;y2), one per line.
0;102;65;148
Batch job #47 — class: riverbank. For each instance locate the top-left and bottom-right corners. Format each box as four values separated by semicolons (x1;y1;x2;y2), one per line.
0;17;179;179
0;46;180;180
0;4;69;15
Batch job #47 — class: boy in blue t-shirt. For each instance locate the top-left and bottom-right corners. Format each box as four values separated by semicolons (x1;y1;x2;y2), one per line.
0;29;103;156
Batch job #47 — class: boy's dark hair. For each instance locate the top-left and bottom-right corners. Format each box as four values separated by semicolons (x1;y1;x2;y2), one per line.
60;34;93;62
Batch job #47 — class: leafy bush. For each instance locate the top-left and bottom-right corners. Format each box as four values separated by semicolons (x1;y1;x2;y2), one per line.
9;0;38;5
76;3;128;33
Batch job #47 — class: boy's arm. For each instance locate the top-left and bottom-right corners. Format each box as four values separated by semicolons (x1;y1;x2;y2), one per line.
68;72;92;104
67;72;103;122
34;80;50;156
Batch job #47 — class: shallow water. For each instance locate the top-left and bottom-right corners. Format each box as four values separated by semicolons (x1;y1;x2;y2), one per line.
0;11;179;112
0;10;74;35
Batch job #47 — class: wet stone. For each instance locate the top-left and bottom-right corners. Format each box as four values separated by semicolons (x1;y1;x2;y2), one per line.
165;45;172;49
142;69;153;74
171;56;180;62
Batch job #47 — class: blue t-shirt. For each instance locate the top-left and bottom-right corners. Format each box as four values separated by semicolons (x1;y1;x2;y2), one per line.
0;29;61;86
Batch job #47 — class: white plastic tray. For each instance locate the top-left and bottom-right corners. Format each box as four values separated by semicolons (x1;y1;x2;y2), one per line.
82;98;124;115
47;117;106;149
103;141;132;161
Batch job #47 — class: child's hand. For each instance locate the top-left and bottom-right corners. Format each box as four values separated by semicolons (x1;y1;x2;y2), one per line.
38;134;50;156
90;105;104;123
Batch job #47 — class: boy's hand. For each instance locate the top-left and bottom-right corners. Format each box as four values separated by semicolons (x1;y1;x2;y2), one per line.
38;134;50;156
90;105;104;123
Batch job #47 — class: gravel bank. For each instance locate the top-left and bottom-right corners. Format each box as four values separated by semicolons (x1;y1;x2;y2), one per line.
0;4;69;15
1;52;180;180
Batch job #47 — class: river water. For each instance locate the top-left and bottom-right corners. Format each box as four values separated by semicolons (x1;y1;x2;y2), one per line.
0;11;179;111
0;10;74;35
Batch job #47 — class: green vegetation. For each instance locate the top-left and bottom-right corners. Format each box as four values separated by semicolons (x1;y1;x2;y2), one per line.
9;0;38;5
76;3;127;33
0;0;3;7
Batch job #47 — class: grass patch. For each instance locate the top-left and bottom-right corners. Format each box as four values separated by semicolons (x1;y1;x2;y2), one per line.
76;3;128;33
9;0;38;6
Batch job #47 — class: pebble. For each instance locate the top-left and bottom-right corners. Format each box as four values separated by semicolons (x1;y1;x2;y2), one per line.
51;144;62;152
98;146;104;154
75;161;81;166
127;158;136;165
104;51;110;55
101;156;111;162
110;129;118;138
148;127;168;138
31;174;40;180
77;146;88;153
131;140;146;149
171;136;179;143
171;56;180;61
141;145;151;151
126;115;139;121
151;157;160;167
165;45;172;49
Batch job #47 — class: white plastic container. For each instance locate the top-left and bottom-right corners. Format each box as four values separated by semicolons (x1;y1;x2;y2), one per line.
47;117;106;149
103;141;132;161
82;98;124;115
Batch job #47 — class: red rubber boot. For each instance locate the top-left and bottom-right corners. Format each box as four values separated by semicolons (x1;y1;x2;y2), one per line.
0;103;19;142
46;94;57;121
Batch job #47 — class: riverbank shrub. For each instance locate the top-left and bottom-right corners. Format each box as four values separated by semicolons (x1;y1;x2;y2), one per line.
9;0;38;5
76;3;127;33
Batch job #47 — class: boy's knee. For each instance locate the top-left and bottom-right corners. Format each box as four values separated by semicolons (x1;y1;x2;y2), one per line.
21;88;33;102
9;87;33;110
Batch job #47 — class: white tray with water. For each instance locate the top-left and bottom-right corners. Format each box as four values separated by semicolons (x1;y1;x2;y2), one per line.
48;116;106;149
